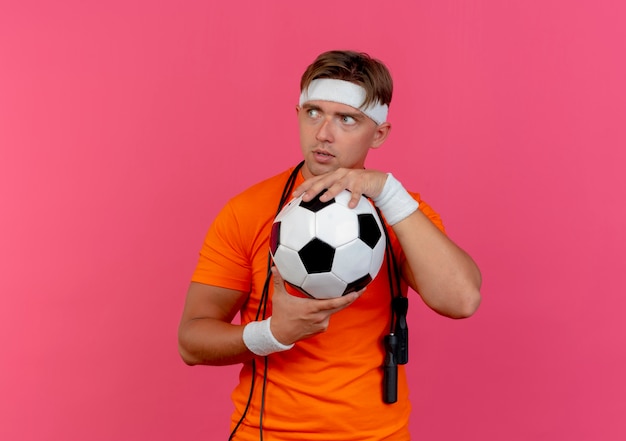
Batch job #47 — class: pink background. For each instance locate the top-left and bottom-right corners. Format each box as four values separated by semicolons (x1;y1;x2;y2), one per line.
1;0;625;440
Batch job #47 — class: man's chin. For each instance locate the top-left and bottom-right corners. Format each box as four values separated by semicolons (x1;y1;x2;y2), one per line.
303;160;337;178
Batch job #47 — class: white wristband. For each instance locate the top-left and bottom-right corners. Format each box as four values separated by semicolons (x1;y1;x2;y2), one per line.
242;317;294;356
373;173;419;226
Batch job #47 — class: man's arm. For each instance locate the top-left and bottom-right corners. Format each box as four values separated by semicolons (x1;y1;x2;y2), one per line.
178;275;364;365
178;282;252;366
392;209;481;318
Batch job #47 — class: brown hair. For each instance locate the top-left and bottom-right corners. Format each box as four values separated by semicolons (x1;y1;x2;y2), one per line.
300;50;393;108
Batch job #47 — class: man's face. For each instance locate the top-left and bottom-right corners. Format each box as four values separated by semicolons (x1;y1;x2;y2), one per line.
297;100;390;179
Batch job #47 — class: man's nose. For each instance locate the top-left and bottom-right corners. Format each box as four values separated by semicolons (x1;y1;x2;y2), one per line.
315;117;334;143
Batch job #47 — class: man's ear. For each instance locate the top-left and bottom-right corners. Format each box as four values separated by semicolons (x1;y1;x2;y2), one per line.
371;122;391;149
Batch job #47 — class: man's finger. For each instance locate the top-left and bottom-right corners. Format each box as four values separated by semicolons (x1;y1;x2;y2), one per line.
312;289;365;311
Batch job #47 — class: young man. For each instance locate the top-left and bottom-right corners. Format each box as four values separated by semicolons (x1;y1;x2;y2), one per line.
178;50;482;440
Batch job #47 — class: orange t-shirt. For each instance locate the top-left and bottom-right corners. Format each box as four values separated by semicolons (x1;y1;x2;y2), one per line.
192;166;445;441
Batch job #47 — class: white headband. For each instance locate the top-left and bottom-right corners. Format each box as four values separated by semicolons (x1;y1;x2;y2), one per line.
299;78;388;125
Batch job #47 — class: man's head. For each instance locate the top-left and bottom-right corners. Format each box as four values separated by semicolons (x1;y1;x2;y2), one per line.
297;50;394;178
300;50;394;119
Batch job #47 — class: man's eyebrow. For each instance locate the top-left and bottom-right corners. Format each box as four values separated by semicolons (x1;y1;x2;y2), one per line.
302;103;321;110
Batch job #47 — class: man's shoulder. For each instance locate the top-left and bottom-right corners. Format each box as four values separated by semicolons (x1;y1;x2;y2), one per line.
242;167;296;195
228;166;299;211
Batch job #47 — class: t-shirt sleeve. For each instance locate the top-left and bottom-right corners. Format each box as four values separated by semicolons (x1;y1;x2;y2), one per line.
412;192;446;234
191;201;252;292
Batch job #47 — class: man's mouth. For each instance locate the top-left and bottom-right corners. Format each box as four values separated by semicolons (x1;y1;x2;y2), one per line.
313;150;334;158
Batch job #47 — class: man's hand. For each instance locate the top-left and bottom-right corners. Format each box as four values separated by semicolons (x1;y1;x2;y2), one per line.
292;168;388;209
269;267;363;345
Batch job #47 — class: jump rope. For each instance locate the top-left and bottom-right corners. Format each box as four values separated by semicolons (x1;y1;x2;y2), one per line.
228;161;409;440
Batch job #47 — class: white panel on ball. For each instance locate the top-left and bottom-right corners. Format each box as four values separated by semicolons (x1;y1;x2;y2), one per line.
315;204;359;248
273;246;308;286
278;205;316;251
332;240;374;282
370;237;386;277
302;272;348;299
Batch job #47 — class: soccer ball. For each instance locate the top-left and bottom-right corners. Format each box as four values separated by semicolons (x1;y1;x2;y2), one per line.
270;190;386;299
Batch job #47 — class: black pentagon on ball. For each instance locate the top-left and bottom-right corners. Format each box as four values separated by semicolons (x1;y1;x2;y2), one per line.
298;238;335;273
357;213;382;249
270;221;281;254
299;189;334;213
343;274;373;295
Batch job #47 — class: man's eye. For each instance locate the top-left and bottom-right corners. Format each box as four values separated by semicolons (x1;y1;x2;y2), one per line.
341;115;356;125
308;109;320;118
